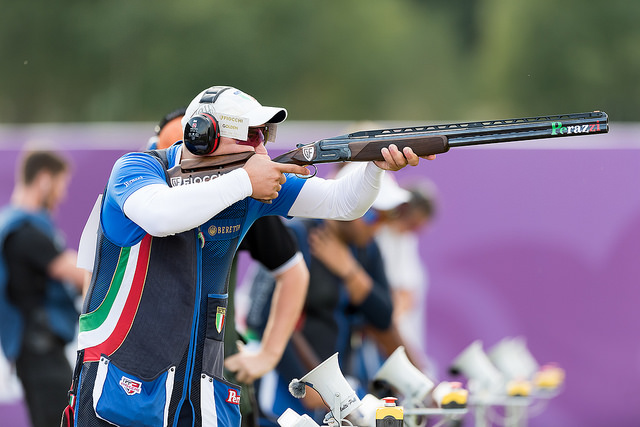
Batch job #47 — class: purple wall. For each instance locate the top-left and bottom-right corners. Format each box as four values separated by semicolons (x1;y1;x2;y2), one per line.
0;123;638;426
397;148;640;426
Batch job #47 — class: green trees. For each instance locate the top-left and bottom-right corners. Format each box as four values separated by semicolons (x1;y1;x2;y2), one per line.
0;0;635;123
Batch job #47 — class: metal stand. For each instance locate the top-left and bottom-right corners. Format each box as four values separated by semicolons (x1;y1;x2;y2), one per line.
468;389;560;427
323;391;350;427
403;407;469;427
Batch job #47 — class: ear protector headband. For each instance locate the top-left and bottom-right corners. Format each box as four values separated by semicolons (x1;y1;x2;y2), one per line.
183;87;230;155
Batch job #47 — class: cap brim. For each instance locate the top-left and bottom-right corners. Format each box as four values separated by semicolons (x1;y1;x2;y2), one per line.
245;106;288;126
372;178;411;211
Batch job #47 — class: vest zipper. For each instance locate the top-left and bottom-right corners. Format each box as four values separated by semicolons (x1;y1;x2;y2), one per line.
173;227;204;425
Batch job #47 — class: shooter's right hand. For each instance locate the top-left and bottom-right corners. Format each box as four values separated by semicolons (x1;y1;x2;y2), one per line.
243;154;310;200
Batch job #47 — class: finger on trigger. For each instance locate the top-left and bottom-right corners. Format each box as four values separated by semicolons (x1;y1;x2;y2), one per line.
280;163;310;176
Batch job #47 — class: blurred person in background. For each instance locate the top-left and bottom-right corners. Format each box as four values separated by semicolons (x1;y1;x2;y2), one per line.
375;180;438;374
224;215;309;427
245;165;413;425
146;106;188;150
0;150;84;427
67;84;431;427
337;122;437;373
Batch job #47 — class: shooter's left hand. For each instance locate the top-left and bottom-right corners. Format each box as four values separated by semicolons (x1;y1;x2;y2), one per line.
374;144;436;171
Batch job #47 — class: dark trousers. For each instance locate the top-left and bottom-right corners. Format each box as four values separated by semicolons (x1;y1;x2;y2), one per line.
16;341;71;427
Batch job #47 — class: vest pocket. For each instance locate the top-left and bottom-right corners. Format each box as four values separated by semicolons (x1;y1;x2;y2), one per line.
202;294;229;377
206;293;228;341
202;295;241;426
92;356;175;427
200;373;241;427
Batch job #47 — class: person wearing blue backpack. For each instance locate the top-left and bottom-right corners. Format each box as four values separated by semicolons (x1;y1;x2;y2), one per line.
0;150;84;427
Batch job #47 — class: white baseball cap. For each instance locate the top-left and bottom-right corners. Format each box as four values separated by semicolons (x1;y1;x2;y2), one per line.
181;86;287;130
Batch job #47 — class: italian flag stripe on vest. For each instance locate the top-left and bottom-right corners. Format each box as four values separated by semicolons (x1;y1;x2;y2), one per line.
78;235;152;362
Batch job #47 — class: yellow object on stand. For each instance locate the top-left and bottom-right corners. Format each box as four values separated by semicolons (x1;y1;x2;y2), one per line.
376;397;404;427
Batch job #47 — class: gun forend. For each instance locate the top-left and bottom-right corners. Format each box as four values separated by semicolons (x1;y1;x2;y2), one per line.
272;135;449;166
348;135;449;161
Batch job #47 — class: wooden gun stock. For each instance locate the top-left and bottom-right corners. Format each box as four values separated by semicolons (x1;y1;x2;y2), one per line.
166;151;255;186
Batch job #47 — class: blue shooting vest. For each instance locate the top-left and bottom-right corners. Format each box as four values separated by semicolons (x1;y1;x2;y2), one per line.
0;206;78;361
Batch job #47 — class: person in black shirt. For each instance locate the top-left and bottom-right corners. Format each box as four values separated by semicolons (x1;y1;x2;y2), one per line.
0;150;84;427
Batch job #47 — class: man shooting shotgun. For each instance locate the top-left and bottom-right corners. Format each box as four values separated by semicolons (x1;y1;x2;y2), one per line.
66;85;434;427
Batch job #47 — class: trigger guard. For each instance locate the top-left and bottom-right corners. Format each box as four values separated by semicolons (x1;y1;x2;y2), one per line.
296;164;317;179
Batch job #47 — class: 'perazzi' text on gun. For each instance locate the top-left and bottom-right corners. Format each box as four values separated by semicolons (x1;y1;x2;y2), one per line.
168;111;608;184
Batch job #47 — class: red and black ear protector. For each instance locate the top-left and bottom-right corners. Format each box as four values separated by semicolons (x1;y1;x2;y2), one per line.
183;113;220;155
183;86;231;155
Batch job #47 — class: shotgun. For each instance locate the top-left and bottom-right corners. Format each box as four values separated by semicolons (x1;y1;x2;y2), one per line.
272;111;609;165
167;111;608;184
